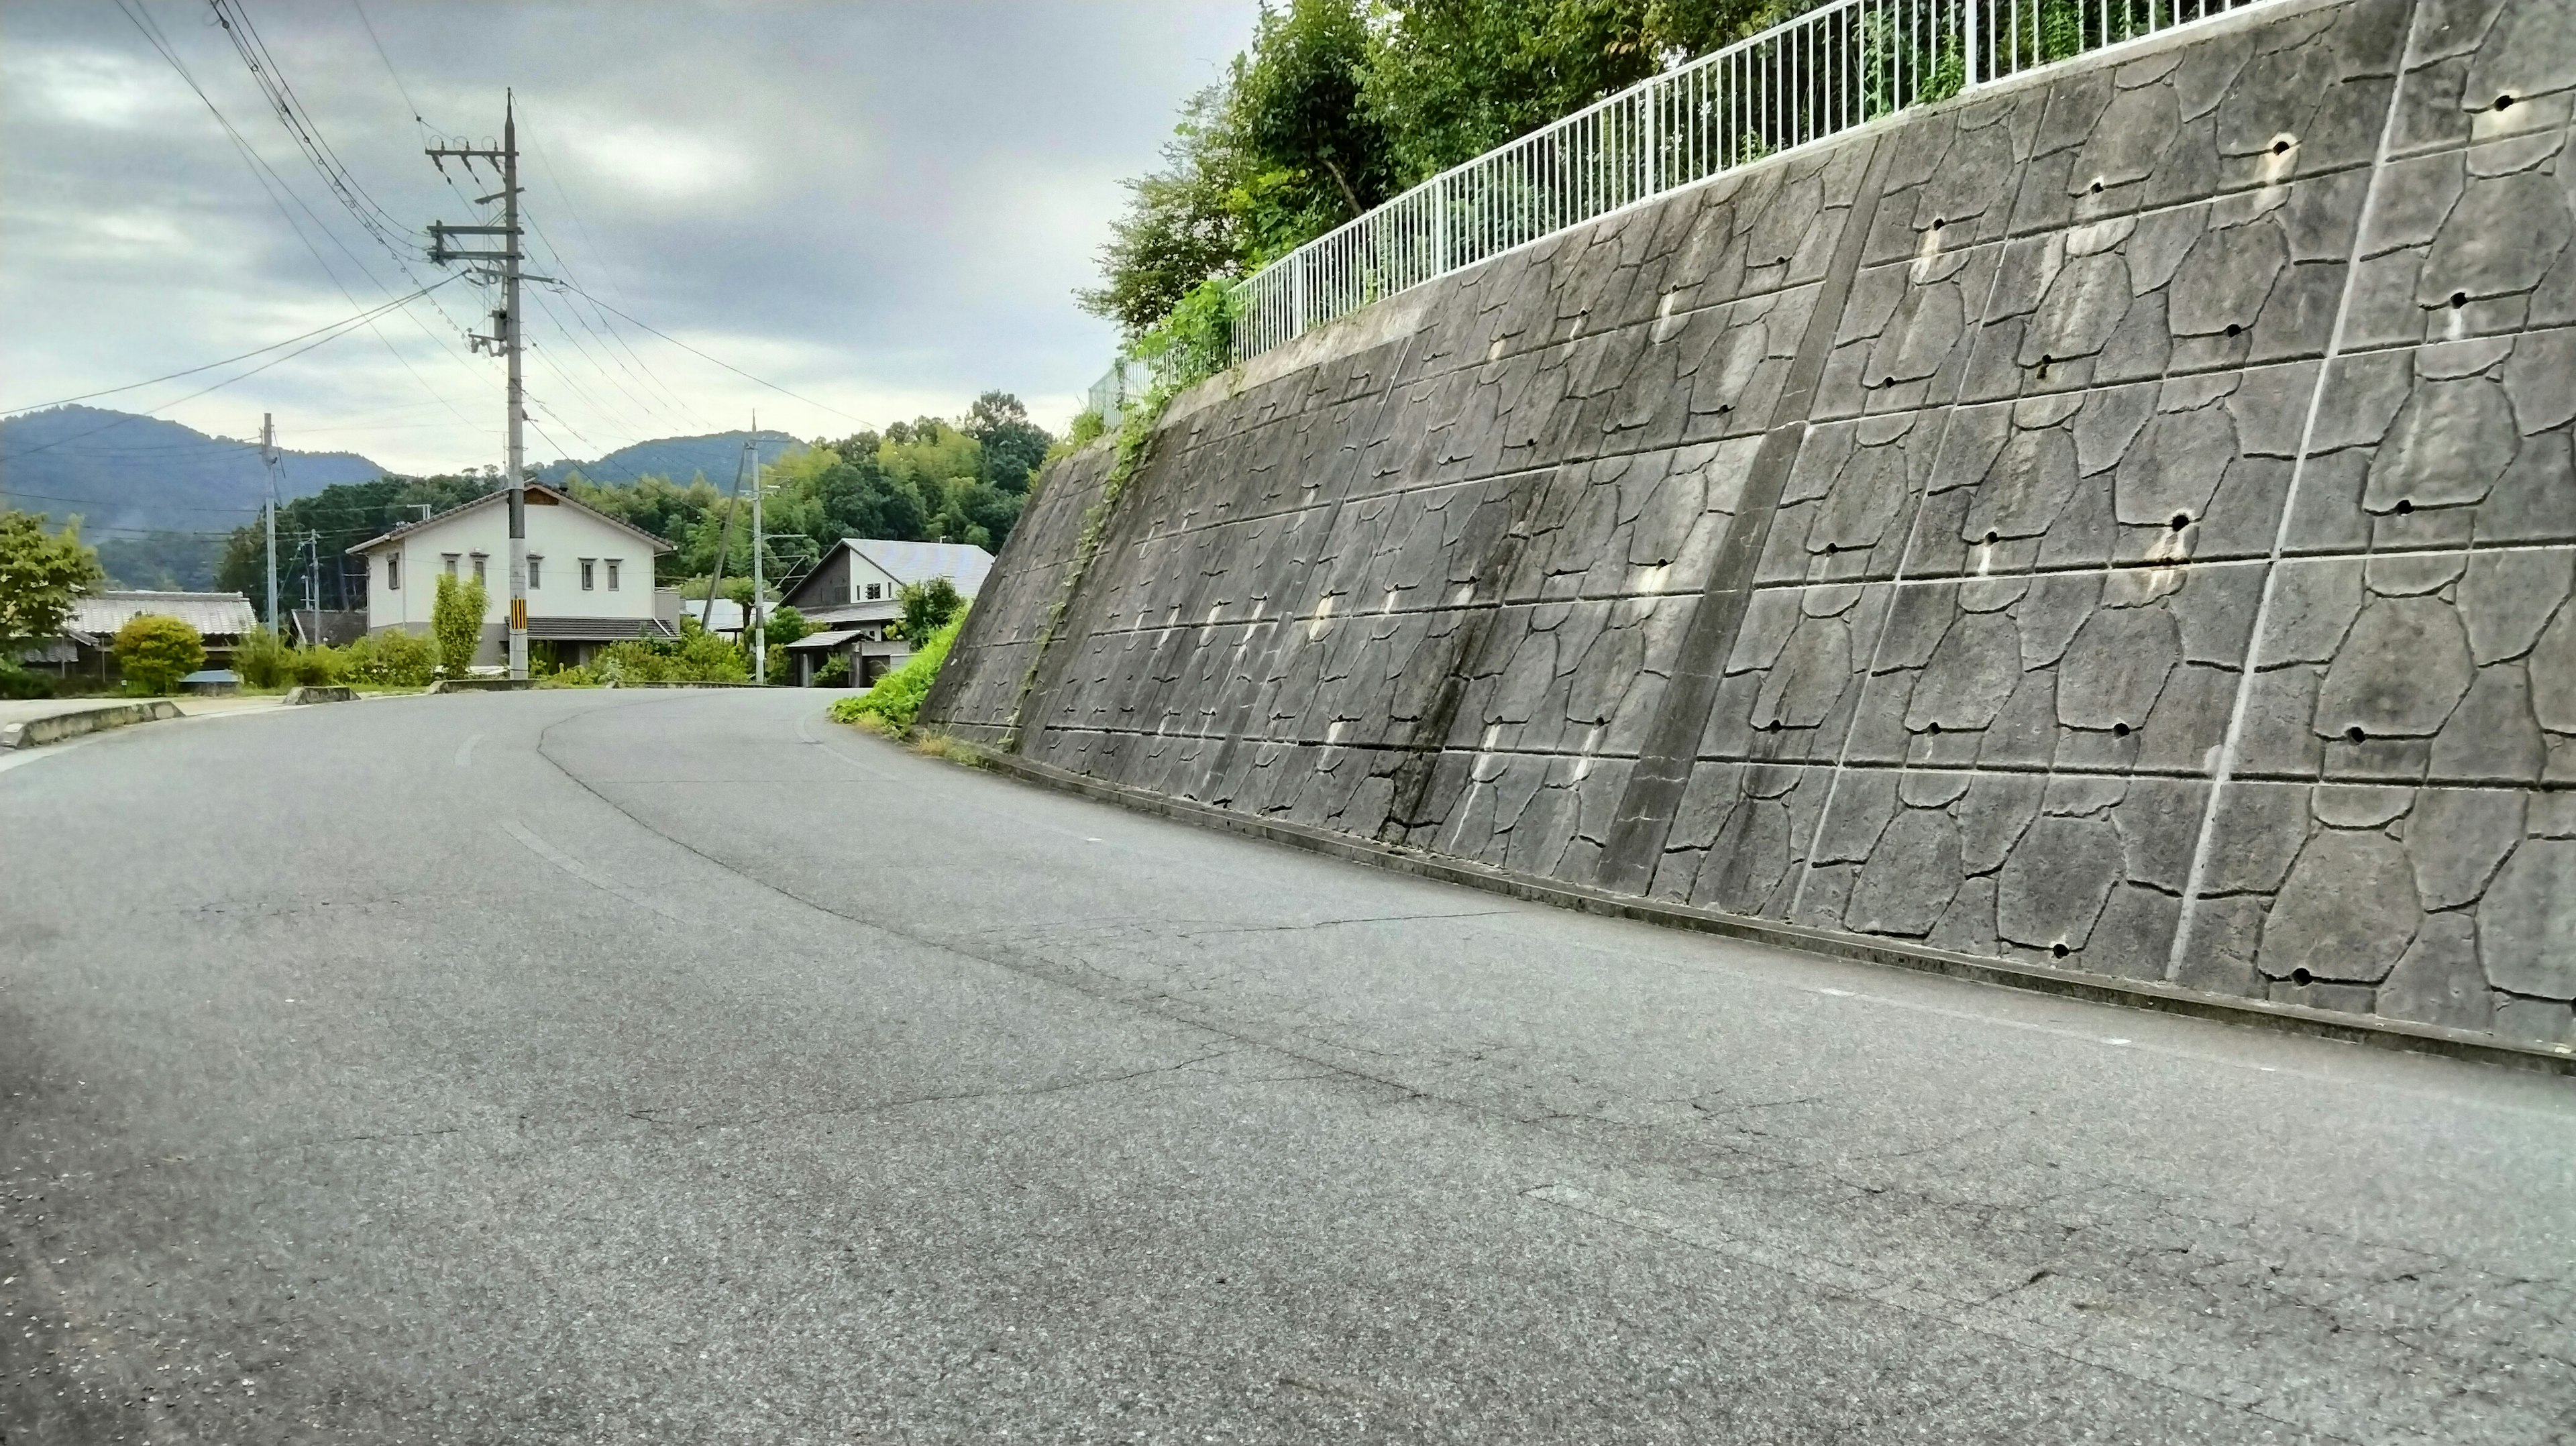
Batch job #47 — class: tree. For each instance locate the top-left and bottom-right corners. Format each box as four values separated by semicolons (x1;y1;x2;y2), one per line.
965;392;1055;494
896;577;964;643
113;614;203;694
1077;85;1250;334
0;506;104;657
431;571;488;679
1230;0;1387;248
765;604;811;649
1082;0;1799;337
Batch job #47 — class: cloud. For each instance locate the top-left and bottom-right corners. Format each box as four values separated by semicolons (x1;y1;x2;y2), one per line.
0;0;1256;475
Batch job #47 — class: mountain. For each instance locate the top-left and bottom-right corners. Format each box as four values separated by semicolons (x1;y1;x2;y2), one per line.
537;430;804;489
0;405;388;537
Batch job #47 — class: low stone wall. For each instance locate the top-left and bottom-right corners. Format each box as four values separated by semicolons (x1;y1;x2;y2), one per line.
925;0;2576;1046
0;700;184;750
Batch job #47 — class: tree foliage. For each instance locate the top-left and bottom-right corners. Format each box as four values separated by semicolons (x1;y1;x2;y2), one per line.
0;507;104;654
1081;0;1796;337
431;571;488;679
896;577;965;643
112;614;203;694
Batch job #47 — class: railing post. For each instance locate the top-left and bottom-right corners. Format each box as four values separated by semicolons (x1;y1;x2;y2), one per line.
1642;78;1658;199
1291;253;1306;339
1434;174;1450;274
1964;0;1982;87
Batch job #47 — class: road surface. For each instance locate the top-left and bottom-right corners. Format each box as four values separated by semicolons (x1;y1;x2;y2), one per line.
3;689;2569;1444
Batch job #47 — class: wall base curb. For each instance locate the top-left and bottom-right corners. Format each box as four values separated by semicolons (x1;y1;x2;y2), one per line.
927;732;2576;1079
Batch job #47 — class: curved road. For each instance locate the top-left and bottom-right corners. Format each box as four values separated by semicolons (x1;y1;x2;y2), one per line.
2;689;2569;1444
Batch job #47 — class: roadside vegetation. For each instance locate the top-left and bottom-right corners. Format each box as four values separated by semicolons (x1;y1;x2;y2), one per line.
0;506;105;700
831;607;969;734
538;620;752;687
110;615;203;694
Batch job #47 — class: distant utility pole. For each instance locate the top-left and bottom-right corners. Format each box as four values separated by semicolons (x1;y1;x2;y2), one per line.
426;93;550;680
748;414;765;683
303;530;321;632
261;412;280;630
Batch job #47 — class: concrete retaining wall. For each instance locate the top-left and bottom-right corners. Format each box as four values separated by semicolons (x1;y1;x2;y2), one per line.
925;0;2576;1046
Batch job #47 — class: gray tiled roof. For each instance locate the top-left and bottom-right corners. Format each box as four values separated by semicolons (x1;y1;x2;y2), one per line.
522;616;678;642
68;591;259;640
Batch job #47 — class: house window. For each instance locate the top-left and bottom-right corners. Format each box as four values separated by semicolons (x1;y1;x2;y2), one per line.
471;553;487;586
865;583;882;600
528;555;543;589
606;559;621;591
443;553;460;578
386;554;400;590
580;559;596;592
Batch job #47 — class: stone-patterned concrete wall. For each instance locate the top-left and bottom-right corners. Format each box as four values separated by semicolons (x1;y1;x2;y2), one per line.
923;0;2576;1045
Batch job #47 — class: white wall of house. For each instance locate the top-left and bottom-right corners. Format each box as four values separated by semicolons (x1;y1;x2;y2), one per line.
359;494;657;632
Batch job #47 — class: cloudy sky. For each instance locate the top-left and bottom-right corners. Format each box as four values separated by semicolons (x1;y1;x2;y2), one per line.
1;1;1257;474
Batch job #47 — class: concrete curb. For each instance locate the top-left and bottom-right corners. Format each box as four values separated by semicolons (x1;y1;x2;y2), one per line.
425;677;533;693
924;732;2576;1079
0;700;183;750
282;685;357;706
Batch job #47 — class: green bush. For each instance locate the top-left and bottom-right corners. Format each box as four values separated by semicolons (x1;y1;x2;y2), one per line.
342;629;437;687
535;665;600;688
113;614;205;694
233;626;292;688
431;571;488;679
812;654;852;687
833;606;967;732
0;661;56;700
286;644;344;687
590;622;749;686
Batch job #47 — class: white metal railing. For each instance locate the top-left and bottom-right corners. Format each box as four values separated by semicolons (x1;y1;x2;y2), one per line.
1085;357;1150;433
1228;0;2273;359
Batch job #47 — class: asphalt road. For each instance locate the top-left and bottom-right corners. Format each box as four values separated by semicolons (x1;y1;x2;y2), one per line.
3;689;2569;1445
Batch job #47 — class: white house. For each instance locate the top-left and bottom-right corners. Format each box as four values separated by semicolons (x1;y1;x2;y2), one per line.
346;483;676;667
777;539;992;685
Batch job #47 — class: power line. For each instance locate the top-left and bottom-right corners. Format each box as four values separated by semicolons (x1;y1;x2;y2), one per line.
111;0;486;430
0;278;463;463
3;284;457;416
550;282;867;423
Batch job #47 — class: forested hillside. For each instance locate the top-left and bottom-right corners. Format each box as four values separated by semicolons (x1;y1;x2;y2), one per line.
535;431;804;488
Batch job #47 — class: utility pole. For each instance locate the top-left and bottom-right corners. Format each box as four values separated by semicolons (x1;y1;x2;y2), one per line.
303;530;321;635
747;414;765;683
427;95;549;679
261;413;280;630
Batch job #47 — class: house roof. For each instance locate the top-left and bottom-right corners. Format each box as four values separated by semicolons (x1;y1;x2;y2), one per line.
785;628;864;651
344;482;674;555
837;539;994;594
68;590;260;640
524;616;678;642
